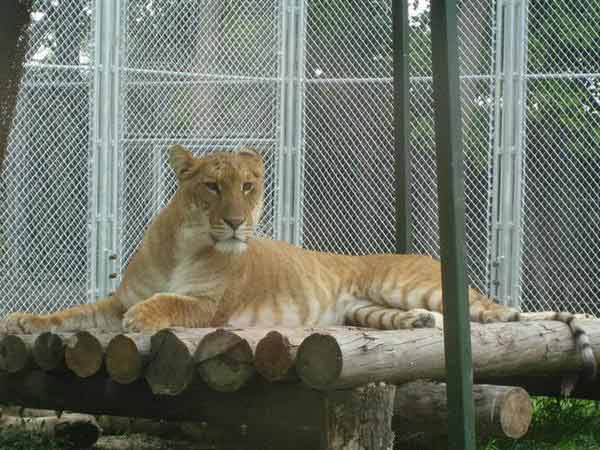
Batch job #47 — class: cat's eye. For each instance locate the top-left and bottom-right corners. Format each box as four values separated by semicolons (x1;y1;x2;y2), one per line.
243;182;253;193
205;182;219;193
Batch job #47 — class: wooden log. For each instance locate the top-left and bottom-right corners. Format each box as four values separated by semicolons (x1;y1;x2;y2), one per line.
95;435;200;450
105;333;151;384
325;382;395;450
0;334;36;373
0;370;394;450
0;413;101;448
481;373;600;401
393;381;532;439
254;330;304;382
65;331;114;378
95;415;181;437
295;320;600;390
33;332;69;372
194;329;259;392
1;406;59;417
254;327;370;383
0;406;188;442
145;328;216;396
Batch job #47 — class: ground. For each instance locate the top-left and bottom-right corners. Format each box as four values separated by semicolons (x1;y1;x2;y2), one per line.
0;398;598;450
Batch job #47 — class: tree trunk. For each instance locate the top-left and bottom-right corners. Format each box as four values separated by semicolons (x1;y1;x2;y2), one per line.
295;320;600;389
0;0;32;172
393;381;532;439
325;383;396;450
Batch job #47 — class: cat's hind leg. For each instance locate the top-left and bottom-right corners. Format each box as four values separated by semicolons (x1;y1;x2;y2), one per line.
344;299;438;329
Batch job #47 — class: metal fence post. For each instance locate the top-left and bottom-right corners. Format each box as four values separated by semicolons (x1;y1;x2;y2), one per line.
276;0;305;245
490;0;529;308
107;0;124;296
430;0;476;447
92;0;120;300
392;0;411;254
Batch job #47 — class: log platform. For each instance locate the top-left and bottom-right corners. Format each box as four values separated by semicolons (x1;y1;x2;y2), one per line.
0;320;598;449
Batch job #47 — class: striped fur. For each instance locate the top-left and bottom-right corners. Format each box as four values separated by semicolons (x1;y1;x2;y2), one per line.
1;148;596;380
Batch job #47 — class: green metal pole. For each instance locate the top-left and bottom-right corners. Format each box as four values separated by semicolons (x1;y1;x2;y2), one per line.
392;0;412;254
429;0;477;448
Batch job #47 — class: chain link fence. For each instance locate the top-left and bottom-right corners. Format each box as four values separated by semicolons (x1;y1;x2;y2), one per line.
0;0;598;316
0;0;95;316
117;0;283;281
519;0;600;313
302;0;496;300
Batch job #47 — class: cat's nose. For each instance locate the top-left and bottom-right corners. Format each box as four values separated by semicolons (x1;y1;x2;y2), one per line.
224;217;244;230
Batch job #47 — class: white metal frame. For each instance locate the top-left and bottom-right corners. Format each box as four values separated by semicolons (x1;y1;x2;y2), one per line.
489;0;529;307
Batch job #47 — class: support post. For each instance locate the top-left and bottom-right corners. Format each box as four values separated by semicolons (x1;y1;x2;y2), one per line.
430;0;476;448
392;0;412;253
91;0;122;300
489;0;529;308
276;0;306;245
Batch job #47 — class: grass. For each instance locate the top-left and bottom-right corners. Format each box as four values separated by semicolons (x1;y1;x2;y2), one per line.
0;430;63;450
0;398;599;449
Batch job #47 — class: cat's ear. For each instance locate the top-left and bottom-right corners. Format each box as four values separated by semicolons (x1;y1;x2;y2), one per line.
238;147;263;162
168;145;194;179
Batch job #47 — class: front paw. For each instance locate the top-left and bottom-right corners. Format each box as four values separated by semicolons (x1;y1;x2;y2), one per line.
0;313;50;334
122;306;169;333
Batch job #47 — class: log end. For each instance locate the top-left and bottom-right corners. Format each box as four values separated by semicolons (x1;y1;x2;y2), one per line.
54;417;101;448
296;333;342;390
499;387;533;439
146;329;193;396
255;330;295;382
33;332;66;371
194;329;255;393
106;334;143;384
0;335;30;373
65;331;104;378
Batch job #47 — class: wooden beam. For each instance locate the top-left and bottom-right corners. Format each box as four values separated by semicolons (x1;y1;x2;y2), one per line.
394;381;532;439
0;371;395;450
295;321;600;389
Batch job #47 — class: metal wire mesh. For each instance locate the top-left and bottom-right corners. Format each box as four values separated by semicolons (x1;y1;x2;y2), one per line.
0;0;94;315
518;0;600;314
301;0;496;296
116;0;283;275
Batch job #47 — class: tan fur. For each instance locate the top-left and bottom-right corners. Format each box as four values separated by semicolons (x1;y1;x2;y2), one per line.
0;146;596;380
